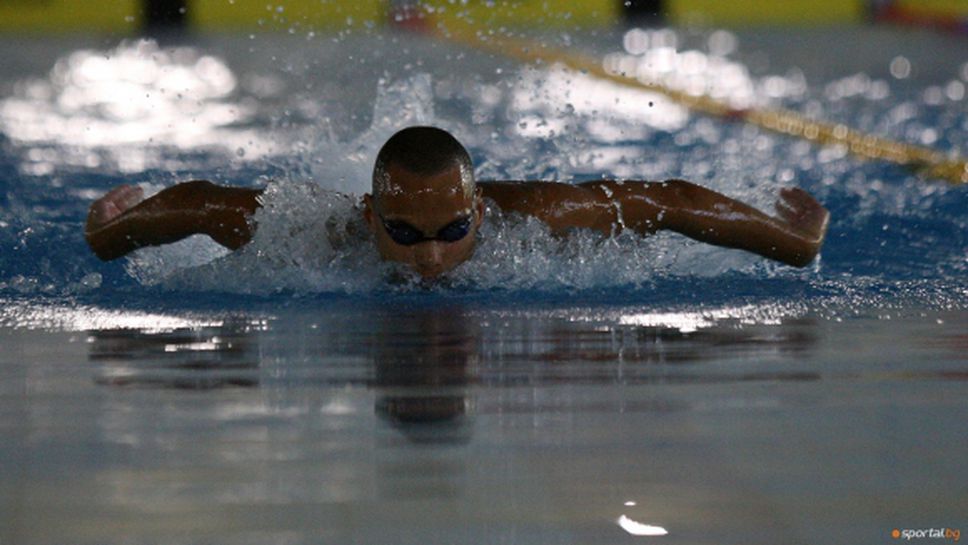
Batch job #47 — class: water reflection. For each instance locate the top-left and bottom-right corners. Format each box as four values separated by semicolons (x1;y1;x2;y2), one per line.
371;308;475;444
79;306;826;542
87;307;480;444
617;514;668;537
90;319;260;390
87;305;821;433
53;307;968;543
0;39;272;173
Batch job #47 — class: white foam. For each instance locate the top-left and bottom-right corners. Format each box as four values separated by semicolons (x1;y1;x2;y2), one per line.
159;180;387;294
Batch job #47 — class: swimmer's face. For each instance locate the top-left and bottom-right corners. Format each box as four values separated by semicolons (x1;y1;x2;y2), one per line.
363;162;484;280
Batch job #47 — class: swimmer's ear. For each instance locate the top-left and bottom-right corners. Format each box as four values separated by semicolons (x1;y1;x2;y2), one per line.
473;187;485;228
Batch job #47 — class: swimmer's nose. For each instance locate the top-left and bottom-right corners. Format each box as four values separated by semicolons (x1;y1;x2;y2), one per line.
414;241;445;277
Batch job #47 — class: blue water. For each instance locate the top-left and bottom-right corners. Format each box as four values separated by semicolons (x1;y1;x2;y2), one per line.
0;27;965;308
1;26;967;545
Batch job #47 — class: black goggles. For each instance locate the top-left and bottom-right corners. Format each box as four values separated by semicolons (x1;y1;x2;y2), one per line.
380;215;473;246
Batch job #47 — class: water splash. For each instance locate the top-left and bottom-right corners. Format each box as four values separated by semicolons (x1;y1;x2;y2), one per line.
301;73;438;197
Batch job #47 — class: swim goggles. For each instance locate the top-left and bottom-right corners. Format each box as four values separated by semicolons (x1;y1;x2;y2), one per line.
380;215;473;246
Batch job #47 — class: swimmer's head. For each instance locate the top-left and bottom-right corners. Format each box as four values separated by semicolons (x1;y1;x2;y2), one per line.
363;126;484;280
371;126;475;202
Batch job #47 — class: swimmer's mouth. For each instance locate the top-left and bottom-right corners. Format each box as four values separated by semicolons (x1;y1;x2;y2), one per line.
414;263;449;280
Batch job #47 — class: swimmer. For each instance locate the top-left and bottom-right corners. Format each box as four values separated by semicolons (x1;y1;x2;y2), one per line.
85;126;829;279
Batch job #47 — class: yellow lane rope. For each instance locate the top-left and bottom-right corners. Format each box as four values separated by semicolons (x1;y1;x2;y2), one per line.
433;22;967;185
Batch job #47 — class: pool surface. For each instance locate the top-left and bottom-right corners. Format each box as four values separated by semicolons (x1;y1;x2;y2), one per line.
1;23;967;544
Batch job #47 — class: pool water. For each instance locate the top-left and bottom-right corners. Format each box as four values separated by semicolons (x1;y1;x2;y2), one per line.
1;24;967;544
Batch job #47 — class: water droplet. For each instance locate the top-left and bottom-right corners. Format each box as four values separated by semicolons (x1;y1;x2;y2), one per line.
889;56;911;79
80;272;102;289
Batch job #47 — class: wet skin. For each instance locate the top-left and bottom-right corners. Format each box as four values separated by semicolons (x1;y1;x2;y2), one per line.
84;166;829;277
363;163;485;279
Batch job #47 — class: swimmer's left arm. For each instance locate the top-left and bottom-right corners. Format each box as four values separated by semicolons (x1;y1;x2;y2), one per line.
480;180;829;267
604;180;829;267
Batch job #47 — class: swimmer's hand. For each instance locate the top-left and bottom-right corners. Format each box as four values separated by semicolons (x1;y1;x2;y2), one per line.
86;184;144;235
85;185;145;260
638;182;829;267
84;181;263;261
604;180;831;267
774;187;829;250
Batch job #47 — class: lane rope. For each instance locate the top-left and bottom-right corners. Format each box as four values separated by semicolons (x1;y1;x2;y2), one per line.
430;21;967;185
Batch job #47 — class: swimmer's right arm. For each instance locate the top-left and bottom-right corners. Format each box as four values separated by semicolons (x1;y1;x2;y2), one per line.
85;181;263;261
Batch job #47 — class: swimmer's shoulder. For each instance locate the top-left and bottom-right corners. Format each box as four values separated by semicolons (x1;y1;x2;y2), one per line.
479;180;610;216
479;180;560;210
479;180;637;236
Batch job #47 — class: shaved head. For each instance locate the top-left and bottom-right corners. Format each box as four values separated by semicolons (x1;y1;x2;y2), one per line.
372;126;475;204
364;126;485;280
